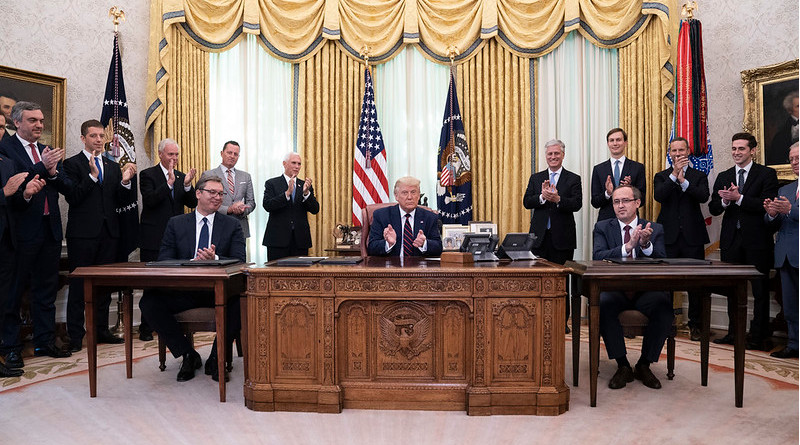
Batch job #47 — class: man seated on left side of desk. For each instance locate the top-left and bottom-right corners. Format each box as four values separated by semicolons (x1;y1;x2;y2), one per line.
593;185;672;390
139;175;245;382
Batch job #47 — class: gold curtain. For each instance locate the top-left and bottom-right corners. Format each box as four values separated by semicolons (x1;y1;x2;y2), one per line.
457;40;532;237
296;42;365;255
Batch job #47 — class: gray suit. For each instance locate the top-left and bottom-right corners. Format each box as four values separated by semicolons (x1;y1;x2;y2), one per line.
767;180;799;350
201;165;256;238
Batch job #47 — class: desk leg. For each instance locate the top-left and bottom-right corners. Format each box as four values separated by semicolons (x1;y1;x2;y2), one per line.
571;275;581;387
124;289;133;379
215;282;227;403
734;285;747;408
84;280;97;398
589;283;600;407
701;292;711;386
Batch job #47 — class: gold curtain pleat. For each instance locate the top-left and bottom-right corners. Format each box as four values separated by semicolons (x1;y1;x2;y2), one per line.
297;42;364;255
150;28;211;180
458;40;531;237
618;20;674;221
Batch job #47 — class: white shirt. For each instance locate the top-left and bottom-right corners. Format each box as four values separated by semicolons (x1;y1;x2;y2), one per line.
159;162;192;192
386;207;428;254
283;173;310;201
617;216;653;258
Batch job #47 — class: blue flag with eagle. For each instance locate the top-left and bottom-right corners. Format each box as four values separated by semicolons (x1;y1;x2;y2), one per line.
101;33;139;262
436;71;472;224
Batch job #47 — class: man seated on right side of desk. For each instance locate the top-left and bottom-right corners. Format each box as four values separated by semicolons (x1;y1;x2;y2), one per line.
366;176;442;257
139;175;246;383
593;185;672;390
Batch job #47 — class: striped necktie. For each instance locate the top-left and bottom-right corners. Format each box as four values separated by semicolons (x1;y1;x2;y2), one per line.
402;214;413;256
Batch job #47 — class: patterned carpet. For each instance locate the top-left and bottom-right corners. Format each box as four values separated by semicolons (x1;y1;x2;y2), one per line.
1;328;796;392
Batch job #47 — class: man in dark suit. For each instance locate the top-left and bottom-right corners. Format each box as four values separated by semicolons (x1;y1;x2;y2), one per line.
591;128;646;222
764;142;799;358
137;138;198;340
593;185;671;390
139;175;246;382
653;137;710;341
367;176;442;257
0;101;72;364
0;157;44;376
523;139;582;331
262;152;319;260
709;132;779;350
63;120;137;351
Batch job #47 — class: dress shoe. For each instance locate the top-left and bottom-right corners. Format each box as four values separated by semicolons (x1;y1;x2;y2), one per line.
745;338;770;351
608;365;634;389
689;327;701;342
0;361;23;378
34;343;72;358
138;331;154;342
69;342;83;353
4;351;23;369
204;355;231;382
177;350;202;382
634;363;662;389
713;334;734;345
565;325;571;334
97;330;124;344
770;347;799;359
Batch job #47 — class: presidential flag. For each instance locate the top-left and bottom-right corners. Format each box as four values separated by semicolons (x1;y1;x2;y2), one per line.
101;32;139;261
436;71;472;224
352;68;389;226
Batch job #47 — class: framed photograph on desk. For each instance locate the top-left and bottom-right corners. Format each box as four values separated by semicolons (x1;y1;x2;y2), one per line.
468;221;497;235
0;65;66;149
442;224;469;251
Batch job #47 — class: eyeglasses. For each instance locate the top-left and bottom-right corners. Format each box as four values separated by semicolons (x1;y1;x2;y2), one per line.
612;198;637;205
199;188;226;197
789;156;799;163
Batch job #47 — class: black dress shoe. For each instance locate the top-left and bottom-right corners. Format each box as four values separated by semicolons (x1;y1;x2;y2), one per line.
177;350;202;382
608;365;634;389
689;327;701;342
97;330;124;344
634;363;662;389
69;342;82;353
770;347;799;359
746;338;770;351
138;331;154;342
713;334;734;345
34;343;72;358
4;351;23;369
0;361;23;378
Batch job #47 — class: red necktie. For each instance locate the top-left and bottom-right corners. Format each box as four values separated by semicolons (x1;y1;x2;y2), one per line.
402;214;413;257
227;169;235;195
623;225;631;244
29;143;49;215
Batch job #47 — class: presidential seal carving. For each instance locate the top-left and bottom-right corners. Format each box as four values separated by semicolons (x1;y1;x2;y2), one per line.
378;306;432;360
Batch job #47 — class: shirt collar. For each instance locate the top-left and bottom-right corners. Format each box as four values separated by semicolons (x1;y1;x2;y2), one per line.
611;155;627;164
618;216;638;230
548;166;563;176
82;149;99;161
736;161;754;174
16;133;36;148
196;210;216;225
399;206;417;221
221;164;234;174
159;162;170;177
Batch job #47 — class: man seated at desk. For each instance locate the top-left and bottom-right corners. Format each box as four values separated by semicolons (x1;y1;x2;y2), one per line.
593;185;672;390
139;175;246;382
367;176;442;257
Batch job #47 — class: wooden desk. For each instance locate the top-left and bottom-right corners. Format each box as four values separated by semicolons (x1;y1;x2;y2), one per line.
324;245;362;256
244;257;570;415
565;260;761;408
71;262;247;402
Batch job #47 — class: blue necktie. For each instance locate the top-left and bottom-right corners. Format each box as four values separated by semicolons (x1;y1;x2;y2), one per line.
613;160;621;187
94;157;103;184
291;180;296;202
198;217;209;252
547;171;556;229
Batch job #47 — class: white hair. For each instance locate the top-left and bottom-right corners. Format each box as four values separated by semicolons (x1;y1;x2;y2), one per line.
283;151;300;162
157;138;179;154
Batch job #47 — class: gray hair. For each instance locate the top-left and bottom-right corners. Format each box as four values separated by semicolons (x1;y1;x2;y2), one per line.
394;176;420;194
196;174;222;190
784;91;798;113
283;151;300;162
10;101;41;123
544;139;565;152
157;138;180;154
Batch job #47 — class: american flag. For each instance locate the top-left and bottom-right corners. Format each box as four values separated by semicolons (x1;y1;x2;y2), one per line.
352;68;389;226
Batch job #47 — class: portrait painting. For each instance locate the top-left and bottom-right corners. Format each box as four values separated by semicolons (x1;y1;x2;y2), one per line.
0;65;66;149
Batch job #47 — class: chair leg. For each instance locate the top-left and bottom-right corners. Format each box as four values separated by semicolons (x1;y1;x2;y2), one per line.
667;335;675;380
158;337;166;372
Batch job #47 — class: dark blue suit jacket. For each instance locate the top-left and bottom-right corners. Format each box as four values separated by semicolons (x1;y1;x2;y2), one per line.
591;158;646;222
767;181;798;269
367;205;442;256
139;164;198;252
0;156;30;249
0;135;71;242
592;217;666;260
261;175;320;249
653;166;710;246
158;211;246;262
523;168;582;250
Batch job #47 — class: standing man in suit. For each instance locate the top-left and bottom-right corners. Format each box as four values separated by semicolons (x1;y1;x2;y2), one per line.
523;139;582;331
63;120;137;351
262;152;319;260
0;101;72;363
138;138;198;341
0;157;44;376
653;137;710;341
765;142;799;358
200;141;255;238
139;176;245;382
367;176;443;257
591;128;646;222
709;132;779;350
593;185;671;390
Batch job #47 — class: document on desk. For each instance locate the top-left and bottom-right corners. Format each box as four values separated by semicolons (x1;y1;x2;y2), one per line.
318;257;364;265
604;258;664;265
270;256;328;266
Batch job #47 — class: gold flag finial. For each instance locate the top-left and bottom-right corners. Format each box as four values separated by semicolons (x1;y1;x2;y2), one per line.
447;45;460;65
359;46;371;66
109;6;126;32
681;1;698;19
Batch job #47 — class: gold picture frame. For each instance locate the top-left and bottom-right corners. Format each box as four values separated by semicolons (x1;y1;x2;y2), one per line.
741;59;798;181
0;65;66;149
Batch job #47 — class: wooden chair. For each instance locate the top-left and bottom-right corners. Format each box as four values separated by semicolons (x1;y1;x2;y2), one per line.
157;308;243;372
359;203;437;257
617;310;677;380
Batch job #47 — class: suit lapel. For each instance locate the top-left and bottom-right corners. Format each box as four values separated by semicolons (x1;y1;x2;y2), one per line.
609;219;623;247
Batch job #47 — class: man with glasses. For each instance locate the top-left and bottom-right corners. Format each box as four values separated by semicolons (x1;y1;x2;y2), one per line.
591;128;646;222
137;138;198;341
139;175;245;383
593;185;671;390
